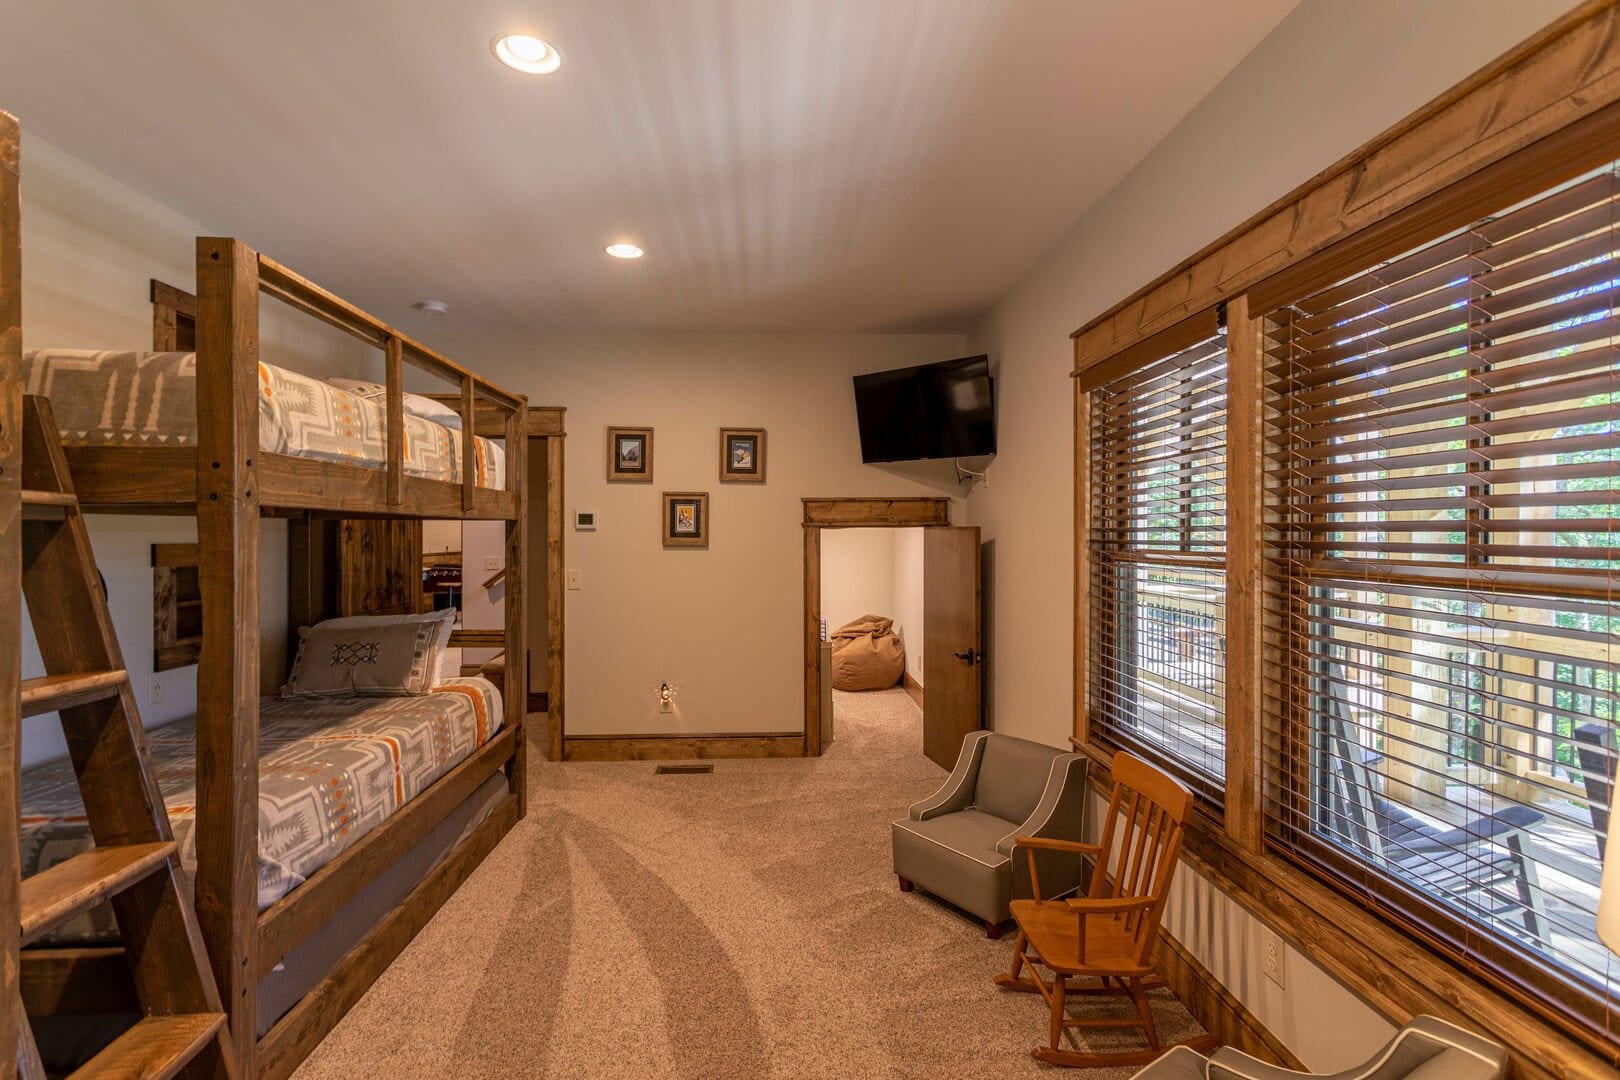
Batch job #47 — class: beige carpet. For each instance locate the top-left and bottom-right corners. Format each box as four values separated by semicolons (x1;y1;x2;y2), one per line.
293;688;1205;1079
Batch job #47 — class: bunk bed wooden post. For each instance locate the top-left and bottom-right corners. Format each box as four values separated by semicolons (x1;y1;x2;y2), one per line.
384;334;404;508
504;403;528;813
194;236;262;1078
0;107;23;1076
459;376;475;514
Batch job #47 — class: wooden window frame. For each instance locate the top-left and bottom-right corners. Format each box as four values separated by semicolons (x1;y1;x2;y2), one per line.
1070;5;1620;1077
151;542;203;671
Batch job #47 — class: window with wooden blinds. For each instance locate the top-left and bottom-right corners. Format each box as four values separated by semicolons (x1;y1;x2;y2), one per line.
1263;162;1620;1036
1089;329;1228;805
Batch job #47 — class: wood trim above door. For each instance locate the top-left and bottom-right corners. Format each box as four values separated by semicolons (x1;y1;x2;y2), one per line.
802;497;950;527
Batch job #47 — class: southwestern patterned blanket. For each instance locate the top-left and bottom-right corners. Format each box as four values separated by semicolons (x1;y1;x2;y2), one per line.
21;349;506;488
20;677;504;941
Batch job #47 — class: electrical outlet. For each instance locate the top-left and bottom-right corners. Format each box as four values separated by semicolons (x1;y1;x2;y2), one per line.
1261;926;1286;988
567;569;583;591
148;675;164;706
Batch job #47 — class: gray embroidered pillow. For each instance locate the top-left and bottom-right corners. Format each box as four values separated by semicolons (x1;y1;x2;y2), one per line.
281;610;454;698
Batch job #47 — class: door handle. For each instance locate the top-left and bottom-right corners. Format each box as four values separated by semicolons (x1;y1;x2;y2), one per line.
952;647;980;666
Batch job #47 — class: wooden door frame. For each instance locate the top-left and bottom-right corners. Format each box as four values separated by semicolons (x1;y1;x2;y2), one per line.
802;497;953;756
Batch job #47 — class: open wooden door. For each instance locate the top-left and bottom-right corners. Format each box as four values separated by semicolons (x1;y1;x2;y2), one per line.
923;525;982;768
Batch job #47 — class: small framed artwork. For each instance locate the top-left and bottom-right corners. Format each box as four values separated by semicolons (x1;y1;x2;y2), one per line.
719;428;766;483
662;491;710;548
607;427;653;482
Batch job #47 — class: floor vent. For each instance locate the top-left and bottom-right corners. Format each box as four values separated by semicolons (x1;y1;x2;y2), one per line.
655;763;714;775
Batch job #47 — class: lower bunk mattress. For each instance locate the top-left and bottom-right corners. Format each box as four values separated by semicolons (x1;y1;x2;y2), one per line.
19;676;505;933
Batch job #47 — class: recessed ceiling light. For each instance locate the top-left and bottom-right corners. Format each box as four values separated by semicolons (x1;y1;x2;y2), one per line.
412;300;450;316
492;33;562;75
605;243;644;259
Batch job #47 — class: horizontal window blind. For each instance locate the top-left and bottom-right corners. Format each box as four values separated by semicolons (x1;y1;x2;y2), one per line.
1089;329;1227;804
1263;162;1620;1035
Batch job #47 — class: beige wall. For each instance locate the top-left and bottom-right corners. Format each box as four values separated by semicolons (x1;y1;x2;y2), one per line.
429;327;964;736
821;527;896;635
891;527;925;686
967;0;1579;1069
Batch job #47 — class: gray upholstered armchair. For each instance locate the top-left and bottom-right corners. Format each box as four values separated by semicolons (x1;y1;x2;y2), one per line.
1130;1016;1507;1080
890;731;1087;936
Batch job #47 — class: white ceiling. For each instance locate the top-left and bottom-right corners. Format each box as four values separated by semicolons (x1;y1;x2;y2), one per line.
0;0;1298;333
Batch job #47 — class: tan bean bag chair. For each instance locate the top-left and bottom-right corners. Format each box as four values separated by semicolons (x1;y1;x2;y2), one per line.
830;615;905;691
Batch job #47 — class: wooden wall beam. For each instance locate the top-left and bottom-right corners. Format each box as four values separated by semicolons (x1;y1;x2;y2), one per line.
0;107;22;1074
194;236;262;1077
1071;0;1620;371
504;404;528;813
546;433;565;763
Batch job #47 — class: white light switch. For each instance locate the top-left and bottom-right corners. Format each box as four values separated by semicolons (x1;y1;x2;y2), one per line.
567;569;583;591
484;555;500;570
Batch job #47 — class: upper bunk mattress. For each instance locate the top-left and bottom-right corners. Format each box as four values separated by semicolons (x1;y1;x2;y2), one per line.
21;349;506;488
19;676;504;939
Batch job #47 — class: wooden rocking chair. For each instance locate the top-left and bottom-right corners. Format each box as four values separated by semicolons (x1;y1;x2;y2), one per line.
992;751;1216;1068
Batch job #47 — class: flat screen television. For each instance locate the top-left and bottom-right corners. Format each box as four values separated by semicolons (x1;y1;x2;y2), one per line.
853;354;995;464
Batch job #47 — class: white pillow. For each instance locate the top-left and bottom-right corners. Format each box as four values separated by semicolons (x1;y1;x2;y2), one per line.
326;377;464;430
433;645;464;687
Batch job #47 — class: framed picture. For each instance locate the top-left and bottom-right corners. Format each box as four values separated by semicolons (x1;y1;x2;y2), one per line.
719;427;766;483
607;427;653;482
662;491;710;548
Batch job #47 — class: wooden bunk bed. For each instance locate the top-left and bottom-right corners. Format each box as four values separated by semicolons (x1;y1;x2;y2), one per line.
14;235;531;1078
149;277;568;765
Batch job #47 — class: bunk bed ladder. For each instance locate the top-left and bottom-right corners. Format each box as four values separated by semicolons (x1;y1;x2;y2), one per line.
14;395;236;1079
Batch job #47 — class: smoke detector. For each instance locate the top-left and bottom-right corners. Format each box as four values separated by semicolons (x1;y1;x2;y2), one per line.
411;300;449;316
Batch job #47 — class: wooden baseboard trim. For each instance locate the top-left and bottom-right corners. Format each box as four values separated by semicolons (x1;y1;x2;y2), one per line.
562;733;804;762
1156;933;1304;1069
256;795;519;1080
901;672;923;709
